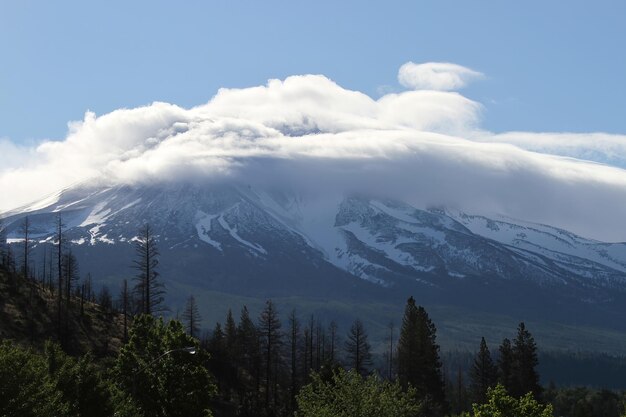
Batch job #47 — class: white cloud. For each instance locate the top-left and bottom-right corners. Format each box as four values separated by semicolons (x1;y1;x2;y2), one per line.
476;131;626;168
398;62;484;91
2;65;626;242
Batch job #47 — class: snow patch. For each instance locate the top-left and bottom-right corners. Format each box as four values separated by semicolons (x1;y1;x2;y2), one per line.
218;214;267;254
194;210;222;251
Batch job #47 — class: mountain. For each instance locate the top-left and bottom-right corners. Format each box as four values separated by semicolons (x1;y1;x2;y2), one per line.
3;181;626;352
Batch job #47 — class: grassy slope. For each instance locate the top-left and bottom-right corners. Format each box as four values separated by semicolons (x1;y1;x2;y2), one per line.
0;267;125;355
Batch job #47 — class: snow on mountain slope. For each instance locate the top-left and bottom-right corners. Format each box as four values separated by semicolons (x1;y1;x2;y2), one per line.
447;211;626;276
4;181;626;297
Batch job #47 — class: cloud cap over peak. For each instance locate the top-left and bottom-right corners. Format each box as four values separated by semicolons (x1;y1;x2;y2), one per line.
398;62;484;91
2;63;626;242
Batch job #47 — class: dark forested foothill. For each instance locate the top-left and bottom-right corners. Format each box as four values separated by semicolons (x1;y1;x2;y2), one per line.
1;231;626;417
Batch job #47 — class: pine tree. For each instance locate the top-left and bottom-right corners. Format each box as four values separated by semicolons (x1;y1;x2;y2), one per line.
387;321;395;380
182;295;202;338
237;305;261;412
328;321;338;364
512;322;541;398
98;285;113;312
344;319;372;376
132;224;164;315
258;299;283;413
396;297;446;414
470;337;498;404
224;309;237;356
209;322;226;356
498;338;515;393
288;309;301;413
62;251;79;310
119;279;130;342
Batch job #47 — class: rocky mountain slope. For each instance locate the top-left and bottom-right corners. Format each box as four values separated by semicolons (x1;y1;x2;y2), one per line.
3;181;626;347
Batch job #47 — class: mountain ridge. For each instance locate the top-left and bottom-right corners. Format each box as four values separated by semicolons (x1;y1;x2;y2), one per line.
3;180;626;352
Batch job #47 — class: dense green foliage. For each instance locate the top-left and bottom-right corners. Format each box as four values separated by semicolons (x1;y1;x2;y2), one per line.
296;368;422;417
0;341;68;417
114;314;216;417
543;385;624;417
472;384;553;417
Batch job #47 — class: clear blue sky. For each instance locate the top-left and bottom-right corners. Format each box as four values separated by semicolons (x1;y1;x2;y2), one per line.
1;0;625;143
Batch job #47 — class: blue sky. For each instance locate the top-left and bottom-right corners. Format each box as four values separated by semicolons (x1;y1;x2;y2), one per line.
1;0;625;144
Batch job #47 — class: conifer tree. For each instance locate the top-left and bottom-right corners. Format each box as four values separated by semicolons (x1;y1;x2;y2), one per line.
387;321;395;380
132;224;164;315
224;309;237;356
62;251;79;310
98;285;113;312
288;308;301;413
307;315;315;372
498;338;515;393
209;322;226;356
344;319;372;376
470;337;498;404
119;279;130;342
328;321;338;364
512;322;541;398
258;299;283;413
396;297;446;414
182;295;202;338
237;305;261;411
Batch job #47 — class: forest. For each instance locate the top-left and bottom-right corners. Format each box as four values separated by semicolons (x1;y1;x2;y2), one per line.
1;218;626;417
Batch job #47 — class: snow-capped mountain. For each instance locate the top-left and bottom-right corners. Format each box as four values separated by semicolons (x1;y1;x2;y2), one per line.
4;181;626;327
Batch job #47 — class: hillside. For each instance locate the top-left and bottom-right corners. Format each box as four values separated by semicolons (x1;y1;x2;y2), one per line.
0;266;125;355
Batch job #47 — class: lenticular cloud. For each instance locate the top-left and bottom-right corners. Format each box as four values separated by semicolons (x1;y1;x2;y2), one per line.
2;62;626;242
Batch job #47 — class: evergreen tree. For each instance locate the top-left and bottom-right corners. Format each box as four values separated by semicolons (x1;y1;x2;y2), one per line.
258;299;283;413
132;224;164;315
288;308;301;413
97;285;113;313
498;338;515;393
451;366;470;414
328;320;338;364
62;251;79;311
396;297;446;415
512;322;541;398
182;294;202;338
224;308;237;356
344;319;372;376
387;321;395;380
209;322;226;355
237;305;262;413
118;279;130;342
470;337;499;404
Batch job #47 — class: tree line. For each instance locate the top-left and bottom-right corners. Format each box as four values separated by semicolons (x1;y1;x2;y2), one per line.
0;217;624;416
0;216;163;351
